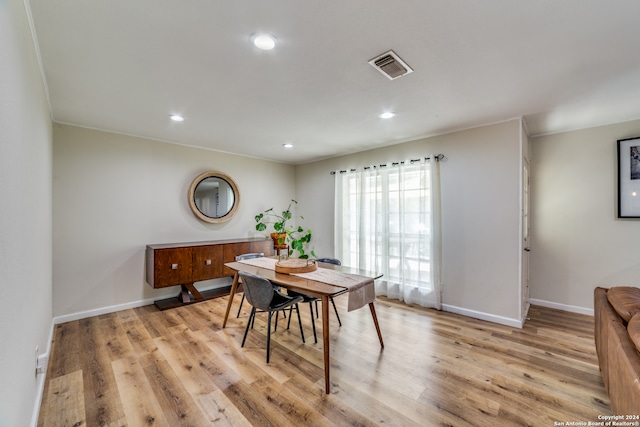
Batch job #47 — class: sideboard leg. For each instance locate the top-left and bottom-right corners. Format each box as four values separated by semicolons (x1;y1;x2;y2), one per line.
179;285;191;303
184;283;203;300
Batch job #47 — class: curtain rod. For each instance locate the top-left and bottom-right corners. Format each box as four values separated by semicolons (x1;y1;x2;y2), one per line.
329;154;445;175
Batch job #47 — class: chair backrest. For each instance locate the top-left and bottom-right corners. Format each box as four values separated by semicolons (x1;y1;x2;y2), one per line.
239;272;274;311
236;253;264;261
316;257;341;266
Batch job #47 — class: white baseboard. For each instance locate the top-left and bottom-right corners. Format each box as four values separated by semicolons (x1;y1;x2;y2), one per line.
53;277;231;325
528;298;593;316
440;300;594;332
53;279;235;325
30;319;55;427
53;297;158;325
441;304;524;328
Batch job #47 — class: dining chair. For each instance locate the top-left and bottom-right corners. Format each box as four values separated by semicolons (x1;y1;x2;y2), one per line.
236;253;288;320
286;257;343;343
315;257;342;265
235;253;264;318
239;272;305;363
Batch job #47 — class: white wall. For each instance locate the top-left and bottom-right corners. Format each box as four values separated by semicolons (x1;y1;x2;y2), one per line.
53;124;295;318
51;107;640;419
54;119;524;327
530;119;640;312
0;0;53;425
296;119;523;325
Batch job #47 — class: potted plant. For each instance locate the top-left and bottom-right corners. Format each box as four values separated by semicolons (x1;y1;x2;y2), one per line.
254;199;316;259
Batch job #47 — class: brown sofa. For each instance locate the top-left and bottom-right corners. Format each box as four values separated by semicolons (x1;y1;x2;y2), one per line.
594;286;640;413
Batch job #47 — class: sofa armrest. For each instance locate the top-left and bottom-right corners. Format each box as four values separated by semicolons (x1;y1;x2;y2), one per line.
595;287;623;392
606;319;640;414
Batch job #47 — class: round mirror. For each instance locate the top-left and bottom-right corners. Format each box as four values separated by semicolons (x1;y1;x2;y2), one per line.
188;171;240;223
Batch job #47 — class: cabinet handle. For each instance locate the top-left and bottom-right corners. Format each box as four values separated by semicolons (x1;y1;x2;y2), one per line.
171;264;178;270
205;259;212;265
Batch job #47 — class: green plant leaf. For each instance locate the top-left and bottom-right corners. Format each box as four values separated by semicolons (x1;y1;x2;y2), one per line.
253;199;314;259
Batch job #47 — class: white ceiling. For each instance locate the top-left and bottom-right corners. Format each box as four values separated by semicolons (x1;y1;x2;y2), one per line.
28;0;640;164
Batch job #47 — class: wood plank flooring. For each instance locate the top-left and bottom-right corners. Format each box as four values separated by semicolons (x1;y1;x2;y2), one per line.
38;296;610;426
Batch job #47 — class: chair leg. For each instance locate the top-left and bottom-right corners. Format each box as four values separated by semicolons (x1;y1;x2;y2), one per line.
330;297;342;326
236;293;245;318
273;286;286;319
295;304;305;344
266;311;273;363
242;307;255;347
287;305;306;343
274;309;279;332
308;302;317;343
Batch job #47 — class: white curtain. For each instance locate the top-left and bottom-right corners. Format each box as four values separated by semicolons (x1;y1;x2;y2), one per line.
334;157;442;309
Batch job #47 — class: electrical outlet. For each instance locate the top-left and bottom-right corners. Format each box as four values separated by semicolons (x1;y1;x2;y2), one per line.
36;353;48;375
34;345;48;375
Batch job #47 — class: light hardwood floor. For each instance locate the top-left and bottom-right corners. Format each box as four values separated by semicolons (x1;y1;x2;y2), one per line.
38;295;610;426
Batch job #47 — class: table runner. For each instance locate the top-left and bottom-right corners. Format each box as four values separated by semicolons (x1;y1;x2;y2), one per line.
236;257;375;311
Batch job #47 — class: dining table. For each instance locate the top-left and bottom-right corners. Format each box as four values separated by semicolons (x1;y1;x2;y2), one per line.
222;257;385;394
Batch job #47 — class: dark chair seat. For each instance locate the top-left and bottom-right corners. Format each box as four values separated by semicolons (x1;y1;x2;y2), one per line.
235;253;285;320
286;257;344;343
240;272;305;363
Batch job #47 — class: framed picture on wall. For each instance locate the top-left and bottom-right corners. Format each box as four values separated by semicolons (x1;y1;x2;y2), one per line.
618;136;640;218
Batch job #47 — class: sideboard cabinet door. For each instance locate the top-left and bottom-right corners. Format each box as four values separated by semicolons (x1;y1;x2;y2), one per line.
222;242;252;276
153;248;193;288
192;245;224;282
250;239;273;256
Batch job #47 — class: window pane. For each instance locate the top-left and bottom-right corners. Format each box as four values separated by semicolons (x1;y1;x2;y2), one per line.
337;162;433;296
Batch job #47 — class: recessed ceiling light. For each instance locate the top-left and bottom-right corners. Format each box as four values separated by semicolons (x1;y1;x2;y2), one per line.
379;112;396;119
252;33;277;51
169;114;185;122
282;143;293;148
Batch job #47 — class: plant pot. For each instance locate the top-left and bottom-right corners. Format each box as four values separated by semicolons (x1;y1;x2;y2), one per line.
270;232;288;249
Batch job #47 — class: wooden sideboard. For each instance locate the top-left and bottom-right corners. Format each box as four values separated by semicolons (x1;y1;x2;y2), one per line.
146;237;273;310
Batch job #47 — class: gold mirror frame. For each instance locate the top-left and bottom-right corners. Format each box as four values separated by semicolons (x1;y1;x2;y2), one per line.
188;171;240;224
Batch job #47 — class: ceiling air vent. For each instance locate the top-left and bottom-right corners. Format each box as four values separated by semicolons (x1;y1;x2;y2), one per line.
368;50;413;80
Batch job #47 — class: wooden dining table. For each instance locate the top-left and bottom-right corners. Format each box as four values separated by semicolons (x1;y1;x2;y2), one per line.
222;259;385;394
